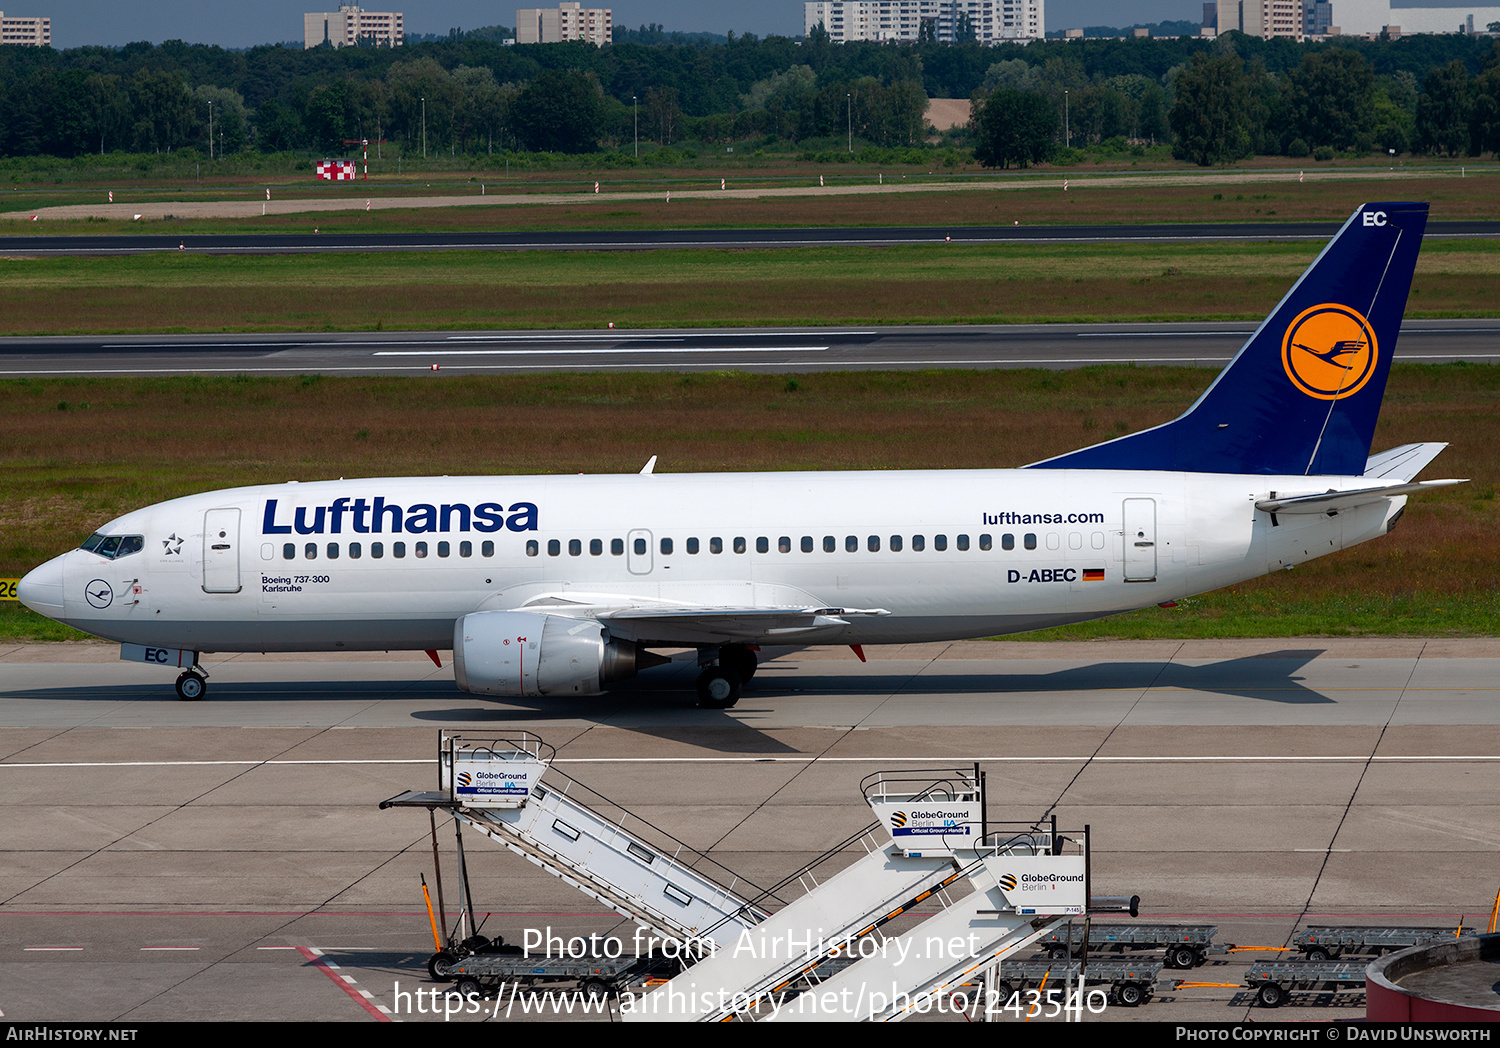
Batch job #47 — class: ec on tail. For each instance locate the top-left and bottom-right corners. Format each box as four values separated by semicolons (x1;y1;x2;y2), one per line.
1030;202;1429;477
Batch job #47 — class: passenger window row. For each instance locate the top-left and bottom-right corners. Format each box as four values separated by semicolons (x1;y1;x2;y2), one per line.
279;540;495;561
523;532;1097;558
268;531;1108;562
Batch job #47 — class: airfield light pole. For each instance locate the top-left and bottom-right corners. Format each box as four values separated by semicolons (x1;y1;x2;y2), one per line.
633;95;638;158
207;100;213;160
1065;89;1070;149
847;92;852;153
421;97;427;159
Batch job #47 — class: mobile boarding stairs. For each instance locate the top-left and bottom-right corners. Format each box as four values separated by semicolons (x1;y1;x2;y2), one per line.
383;731;1138;1022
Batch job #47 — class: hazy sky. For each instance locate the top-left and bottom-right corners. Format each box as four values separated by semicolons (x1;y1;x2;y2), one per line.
36;1;1199;50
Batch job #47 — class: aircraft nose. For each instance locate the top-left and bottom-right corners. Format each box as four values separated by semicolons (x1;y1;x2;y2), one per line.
17;555;67;617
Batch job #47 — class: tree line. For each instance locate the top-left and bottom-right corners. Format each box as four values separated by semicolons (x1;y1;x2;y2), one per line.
1;31;1497;160
972;34;1500;167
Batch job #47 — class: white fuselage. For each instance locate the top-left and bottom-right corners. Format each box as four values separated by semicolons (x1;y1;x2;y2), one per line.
24;468;1401;655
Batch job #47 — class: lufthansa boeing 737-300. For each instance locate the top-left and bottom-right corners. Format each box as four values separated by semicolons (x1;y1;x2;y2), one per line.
17;202;1465;706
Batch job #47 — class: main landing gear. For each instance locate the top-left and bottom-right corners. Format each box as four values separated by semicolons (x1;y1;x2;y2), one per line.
695;644;757;709
175;667;208;701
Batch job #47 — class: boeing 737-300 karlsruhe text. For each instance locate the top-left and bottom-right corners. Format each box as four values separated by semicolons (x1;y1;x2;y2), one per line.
18;203;1463;706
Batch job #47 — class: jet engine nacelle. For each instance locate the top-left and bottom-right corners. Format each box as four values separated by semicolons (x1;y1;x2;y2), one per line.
452;610;648;697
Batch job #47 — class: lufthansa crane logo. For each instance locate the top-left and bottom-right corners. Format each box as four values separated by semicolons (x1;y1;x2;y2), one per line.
1281;303;1379;401
85;579;114;610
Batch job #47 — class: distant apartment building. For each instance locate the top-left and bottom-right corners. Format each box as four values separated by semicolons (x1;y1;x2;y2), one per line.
304;5;404;48
1215;0;1311;39
0;11;51;46
516;3;613;45
1213;0;1500;36
805;1;1044;44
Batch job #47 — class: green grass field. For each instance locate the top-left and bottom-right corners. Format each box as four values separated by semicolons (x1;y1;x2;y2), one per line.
3;366;1495;642
2;238;1497;335
2;167;1495;235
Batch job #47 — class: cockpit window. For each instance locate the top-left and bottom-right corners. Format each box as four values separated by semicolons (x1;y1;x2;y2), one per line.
79;533;144;560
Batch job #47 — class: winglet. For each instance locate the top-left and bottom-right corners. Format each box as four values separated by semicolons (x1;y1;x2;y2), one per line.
1028;203;1429;476
640;455;657;475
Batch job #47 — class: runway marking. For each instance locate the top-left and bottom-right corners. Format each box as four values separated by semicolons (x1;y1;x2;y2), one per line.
1077;331;1251;338
23;946;83;951
372;346;832;357
94;330;878;349
442;331;880;340
140;946;200;950
296;945;395;1022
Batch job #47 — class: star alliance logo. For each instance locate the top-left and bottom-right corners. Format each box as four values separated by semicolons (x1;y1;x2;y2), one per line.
162;533;184;556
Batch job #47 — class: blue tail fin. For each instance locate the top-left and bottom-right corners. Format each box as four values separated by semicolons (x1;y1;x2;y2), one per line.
1029;202;1428;476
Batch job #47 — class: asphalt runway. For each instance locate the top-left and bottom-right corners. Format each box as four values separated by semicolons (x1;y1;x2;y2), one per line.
4;318;1500;378
0;224;1285;256
3;220;1498;257
2;638;1497;1023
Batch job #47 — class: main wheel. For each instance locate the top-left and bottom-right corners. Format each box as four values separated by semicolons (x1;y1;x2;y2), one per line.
720;644;758;681
1256;982;1285;1008
428;950;458;981
175;671;206;701
696;667;742;709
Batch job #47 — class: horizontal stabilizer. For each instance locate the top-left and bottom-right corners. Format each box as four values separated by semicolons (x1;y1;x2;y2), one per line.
1363;442;1449;482
1256;479;1465;514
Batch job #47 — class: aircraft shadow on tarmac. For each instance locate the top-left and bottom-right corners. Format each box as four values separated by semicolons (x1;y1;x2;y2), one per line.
7;647;1332;726
7;648;1333;707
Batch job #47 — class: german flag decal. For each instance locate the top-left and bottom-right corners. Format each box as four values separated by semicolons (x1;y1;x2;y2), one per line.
1083;568;1105;581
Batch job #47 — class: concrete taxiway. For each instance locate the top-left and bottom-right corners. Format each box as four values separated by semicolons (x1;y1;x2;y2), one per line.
2;638;1497;1022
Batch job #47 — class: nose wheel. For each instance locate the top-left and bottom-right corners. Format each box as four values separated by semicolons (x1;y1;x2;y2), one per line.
175;670;207;701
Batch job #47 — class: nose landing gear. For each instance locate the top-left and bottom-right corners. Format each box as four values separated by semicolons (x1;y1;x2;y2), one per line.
175;668;208;701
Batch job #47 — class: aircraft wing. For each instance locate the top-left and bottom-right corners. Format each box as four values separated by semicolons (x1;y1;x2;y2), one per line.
1255;479;1465;515
596;605;891;645
1363;442;1449;482
491;589;891;645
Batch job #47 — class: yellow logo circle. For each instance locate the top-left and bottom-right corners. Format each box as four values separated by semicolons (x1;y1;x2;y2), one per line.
1281;304;1378;401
